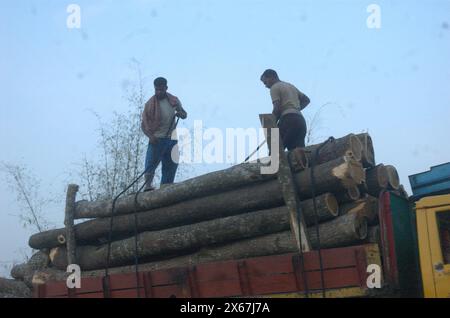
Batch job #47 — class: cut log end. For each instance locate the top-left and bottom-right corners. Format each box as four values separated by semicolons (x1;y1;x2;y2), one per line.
385;165;400;190
348;134;363;162
335;186;360;204
365;164;389;197
57;235;66;245
325;193;339;217
347;186;361;201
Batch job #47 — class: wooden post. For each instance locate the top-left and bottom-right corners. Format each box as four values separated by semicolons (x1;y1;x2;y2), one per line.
64;184;79;266
259;114;311;252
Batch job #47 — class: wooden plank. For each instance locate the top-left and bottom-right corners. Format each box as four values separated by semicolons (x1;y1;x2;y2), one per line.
42;281;68;297
110;288;145;298
378;191;399;286
64;184;79;266
146;267;189;286
195;261;240;282
151;284;186;298
109;272;143;290
304;268;361;290
302;247;359;271
197;279;243;298
239;245;360;275
260;113;311;252
35;245;377;298
72;277;103;294
246;268;361;296
75;292;104;298
258;286;367;298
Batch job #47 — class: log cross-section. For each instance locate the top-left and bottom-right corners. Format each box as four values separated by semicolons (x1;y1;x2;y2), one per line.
260;113;311;252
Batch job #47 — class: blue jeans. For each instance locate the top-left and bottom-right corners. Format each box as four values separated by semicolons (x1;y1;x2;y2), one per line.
145;138;179;184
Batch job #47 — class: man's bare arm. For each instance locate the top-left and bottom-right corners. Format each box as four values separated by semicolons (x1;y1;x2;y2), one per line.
175;103;187;119
272;100;282;120
298;92;310;110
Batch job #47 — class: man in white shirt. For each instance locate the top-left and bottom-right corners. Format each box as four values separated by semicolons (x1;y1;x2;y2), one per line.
260;69;310;150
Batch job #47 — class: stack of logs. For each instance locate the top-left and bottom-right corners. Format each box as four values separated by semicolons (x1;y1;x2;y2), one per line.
8;133;408;289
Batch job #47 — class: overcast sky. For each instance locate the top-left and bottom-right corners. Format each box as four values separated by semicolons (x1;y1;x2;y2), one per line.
1;0;449;276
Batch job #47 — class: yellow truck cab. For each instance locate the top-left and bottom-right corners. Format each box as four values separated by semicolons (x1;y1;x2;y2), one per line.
409;162;450;298
415;195;450;298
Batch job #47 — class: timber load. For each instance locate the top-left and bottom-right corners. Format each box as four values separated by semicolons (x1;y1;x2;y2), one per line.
7;132;408;289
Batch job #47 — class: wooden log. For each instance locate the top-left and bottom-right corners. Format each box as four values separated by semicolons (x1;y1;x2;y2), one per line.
385;165;400;190
260;113;310;252
31;190;337;250
0;278;31;298
398;184;409;199
335;186;360;204
339;196;379;225
72;133;362;220
364;164;389;197
364;226;381;244
304;133;362;164
31;192;337;250
73;158;305;219
49;208;367;270
30;156;361;250
64;184;79;266
10;251;50;288
355;133;375;168
32;216;369;285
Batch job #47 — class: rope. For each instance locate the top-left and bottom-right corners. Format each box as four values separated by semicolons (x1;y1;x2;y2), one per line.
103;114;181;297
287;154;310;298
310;136;335;298
132;182;147;298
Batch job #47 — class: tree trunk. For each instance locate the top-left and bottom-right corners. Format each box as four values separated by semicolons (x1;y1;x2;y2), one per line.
49;207;367;271
10;251;50;288
64;184;79;266
73;134;365;220
74;158;307;219
385;165;400;190
339;196;379;225
355;133;375;168
32;215;369;285
30;156;362;250
0;278;31;298
304;134;362;164
363;164;389;197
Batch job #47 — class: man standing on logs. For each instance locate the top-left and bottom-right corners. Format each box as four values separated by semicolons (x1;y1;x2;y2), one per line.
141;77;187;191
260;69;310;150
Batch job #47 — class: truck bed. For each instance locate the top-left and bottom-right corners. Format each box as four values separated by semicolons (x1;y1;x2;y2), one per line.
33;244;381;298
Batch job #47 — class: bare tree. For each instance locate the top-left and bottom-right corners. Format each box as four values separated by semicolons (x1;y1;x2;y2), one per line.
1;163;53;233
304;102;345;146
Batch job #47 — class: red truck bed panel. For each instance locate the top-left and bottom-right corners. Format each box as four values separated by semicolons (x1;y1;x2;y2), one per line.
34;244;379;298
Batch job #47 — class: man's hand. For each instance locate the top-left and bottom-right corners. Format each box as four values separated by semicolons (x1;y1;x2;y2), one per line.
149;135;159;145
175;111;184;118
175;104;187;119
299;92;310;110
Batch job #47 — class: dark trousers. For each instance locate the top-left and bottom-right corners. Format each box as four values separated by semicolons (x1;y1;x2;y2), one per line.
145;138;179;184
278;113;307;151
